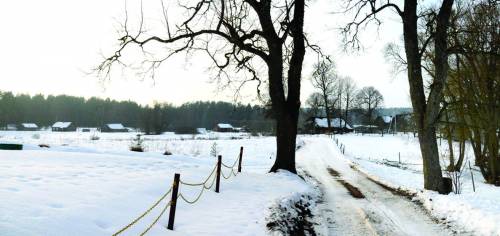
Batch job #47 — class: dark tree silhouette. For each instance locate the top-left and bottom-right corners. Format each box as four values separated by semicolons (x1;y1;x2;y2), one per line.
342;0;454;192
97;0;316;173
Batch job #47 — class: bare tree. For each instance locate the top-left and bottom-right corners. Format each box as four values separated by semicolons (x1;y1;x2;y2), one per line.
310;60;337;131
97;0;312;173
444;0;499;185
356;86;383;127
305;92;324;118
342;76;357;130
343;0;454;193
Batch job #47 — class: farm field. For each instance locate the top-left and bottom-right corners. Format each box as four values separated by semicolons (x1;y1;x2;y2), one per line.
0;131;315;235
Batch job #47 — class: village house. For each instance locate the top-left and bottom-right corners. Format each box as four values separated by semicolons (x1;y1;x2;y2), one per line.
308;117;353;134
213;123;234;132
6;124;17;131
18;123;39;131
101;123;128;133
196;128;208;134
52;122;76;132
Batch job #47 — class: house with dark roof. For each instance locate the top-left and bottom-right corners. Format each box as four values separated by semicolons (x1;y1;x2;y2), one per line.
19;123;39;131
52;122;76;132
101;123;128;133
213;123;234;132
307;117;353;134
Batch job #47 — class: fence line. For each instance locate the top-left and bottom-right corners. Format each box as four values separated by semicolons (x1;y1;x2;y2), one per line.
113;146;245;235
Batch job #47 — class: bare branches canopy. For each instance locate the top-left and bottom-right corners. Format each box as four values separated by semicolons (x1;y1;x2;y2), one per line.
97;0;309;173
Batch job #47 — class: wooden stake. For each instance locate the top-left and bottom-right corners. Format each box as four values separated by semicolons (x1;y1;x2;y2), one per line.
469;161;476;192
238;146;243;173
167;173;180;230
216;155;222;193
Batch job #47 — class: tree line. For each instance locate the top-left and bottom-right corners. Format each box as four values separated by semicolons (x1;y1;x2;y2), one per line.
0;91;274;133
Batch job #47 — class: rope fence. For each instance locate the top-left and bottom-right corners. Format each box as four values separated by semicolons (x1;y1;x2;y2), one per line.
113;146;245;235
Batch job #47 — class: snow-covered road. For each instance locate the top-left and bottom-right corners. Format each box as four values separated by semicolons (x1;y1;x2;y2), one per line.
297;137;453;236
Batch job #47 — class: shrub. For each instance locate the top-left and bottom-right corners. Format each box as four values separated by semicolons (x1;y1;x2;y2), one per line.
130;134;144;152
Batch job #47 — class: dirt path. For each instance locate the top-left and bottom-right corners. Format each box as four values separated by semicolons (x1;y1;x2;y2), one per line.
297;138;454;236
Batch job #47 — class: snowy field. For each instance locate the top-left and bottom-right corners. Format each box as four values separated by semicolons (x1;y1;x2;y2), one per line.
0;131;314;235
2;130;499;235
336;133;500;236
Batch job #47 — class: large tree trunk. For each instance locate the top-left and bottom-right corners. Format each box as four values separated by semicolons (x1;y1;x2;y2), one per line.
271;110;299;173
402;0;453;193
269;0;305;174
419;126;446;191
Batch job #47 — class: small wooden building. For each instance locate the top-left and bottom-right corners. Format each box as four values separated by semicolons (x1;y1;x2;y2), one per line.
101;123;128;133
196;128;208;134
213;123;234;132
19;123;39;131
52;122;76;132
6;124;17;131
308;117;353;134
375;116;393;132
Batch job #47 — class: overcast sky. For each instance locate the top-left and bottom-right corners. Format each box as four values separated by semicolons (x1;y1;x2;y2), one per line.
0;0;411;107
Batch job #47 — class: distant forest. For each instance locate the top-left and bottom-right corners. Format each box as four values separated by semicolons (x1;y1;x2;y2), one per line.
0;91;274;134
0;91;412;134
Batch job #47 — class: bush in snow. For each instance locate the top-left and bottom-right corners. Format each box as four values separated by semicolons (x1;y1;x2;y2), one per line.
266;193;320;236
89;134;100;141
130;134;144;152
210;142;219;158
163;143;172;155
31;134;40;139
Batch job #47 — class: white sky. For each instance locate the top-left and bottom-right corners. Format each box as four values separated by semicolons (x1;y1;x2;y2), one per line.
0;0;411;107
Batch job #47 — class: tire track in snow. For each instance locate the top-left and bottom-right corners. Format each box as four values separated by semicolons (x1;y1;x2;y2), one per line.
297;137;454;236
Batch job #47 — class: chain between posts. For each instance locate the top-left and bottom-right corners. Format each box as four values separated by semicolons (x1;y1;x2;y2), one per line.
113;147;244;235
178;172;218;204
112;186;173;236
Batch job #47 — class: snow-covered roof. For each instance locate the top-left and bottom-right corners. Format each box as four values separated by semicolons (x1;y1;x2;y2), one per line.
382;116;393;123
52;122;72;128
196;128;208;134
217;123;233;129
106;123;125;130
313;118;352;129
21;123;38;128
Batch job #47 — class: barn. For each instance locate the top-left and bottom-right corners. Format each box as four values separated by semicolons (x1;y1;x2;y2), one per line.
308;117;353;134
6;124;17;131
213;123;234;132
19;123;39;131
101;123;128;133
52;122;76;132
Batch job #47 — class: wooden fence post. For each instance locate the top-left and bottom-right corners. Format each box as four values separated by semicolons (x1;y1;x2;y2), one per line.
398;152;401;164
167;173;180;230
238;146;243;173
216;155;222;193
469;161;476;192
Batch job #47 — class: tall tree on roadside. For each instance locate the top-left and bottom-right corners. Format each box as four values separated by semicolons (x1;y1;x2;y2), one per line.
97;0;310;173
343;0;454;193
310;60;337;131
